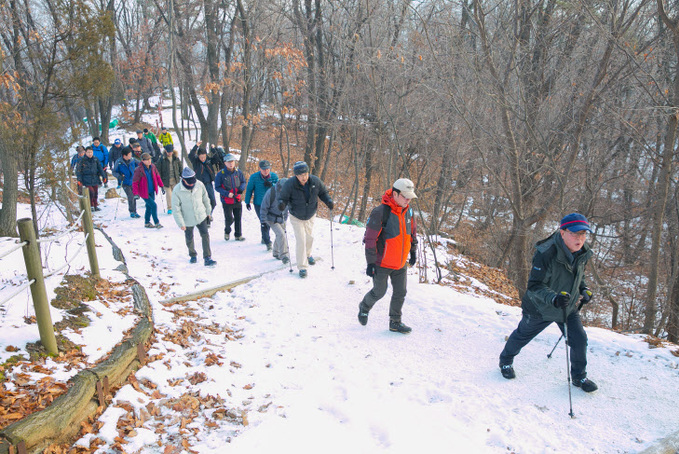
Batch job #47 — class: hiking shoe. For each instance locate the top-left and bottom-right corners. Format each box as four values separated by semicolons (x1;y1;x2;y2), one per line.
358;306;369;326
204;257;217;267
573;378;598;393
224;233;230;241
167;209;173;214
154;223;164;229
189;257;197;264
299;269;307;278
93;207;101;212
282;256;289;264
266;243;273;251
308;256;316;265
130;212;140;218
145;223;155;228
389;320;412;334
500;364;516;380
235;236;245;241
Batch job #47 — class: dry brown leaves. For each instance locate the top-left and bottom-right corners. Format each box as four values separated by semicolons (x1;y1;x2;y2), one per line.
443;258;520;307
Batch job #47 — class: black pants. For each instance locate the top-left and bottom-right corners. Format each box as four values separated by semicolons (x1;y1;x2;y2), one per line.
222;202;242;237
499;311;588;380
359;265;408;322
185;218;211;259
254;204;271;244
122;184;136;213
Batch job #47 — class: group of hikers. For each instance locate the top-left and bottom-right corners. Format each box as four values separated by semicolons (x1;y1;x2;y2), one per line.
71;129;599;392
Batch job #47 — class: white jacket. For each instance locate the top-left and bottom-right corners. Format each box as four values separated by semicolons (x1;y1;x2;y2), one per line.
171;180;211;228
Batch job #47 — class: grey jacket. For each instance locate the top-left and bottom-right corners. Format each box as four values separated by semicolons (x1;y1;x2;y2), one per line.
522;231;592;322
260;179;289;225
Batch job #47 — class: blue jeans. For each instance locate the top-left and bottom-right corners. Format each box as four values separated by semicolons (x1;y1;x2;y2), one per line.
143;195;159;224
500;311;588;380
254;204;271;244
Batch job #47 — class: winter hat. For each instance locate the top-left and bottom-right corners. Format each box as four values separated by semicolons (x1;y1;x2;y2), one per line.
114;139;121;145
259;160;272;170
129;138;138;144
140;152;152;160
143;128;149;133
182;167;196;179
224;153;237;162
393;178;417;199
293;161;309;175
560;213;592;233
136;129;143;134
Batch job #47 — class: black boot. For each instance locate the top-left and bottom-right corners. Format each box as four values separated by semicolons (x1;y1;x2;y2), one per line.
573;377;598;392
500;364;516;379
358;305;369;326
389;320;411;334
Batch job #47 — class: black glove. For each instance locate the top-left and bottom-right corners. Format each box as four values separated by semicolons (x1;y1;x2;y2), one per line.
553;292;570;309
580;288;593;304
409;250;416;266
327;201;334;210
278;202;286;211
264;180;273;188
366;264;376;277
161;188;166;195
246;203;252;211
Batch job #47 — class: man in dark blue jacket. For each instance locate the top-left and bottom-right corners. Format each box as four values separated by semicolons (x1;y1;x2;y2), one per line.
77;146;107;211
277;161;333;278
113;148;140;218
189;142;216;213
214;153;246;241
245;160;279;250
499;213;597;393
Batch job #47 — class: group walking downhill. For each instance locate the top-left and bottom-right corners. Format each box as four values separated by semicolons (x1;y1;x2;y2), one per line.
73;128;601;394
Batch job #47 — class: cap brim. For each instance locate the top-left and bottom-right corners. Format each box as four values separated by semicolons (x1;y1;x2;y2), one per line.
567;225;591;233
402;191;417;199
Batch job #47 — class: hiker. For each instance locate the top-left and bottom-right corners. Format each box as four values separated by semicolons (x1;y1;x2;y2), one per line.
498;213;597;393
132;152;165;229
144;128;161;157
113;148;140;218
156;146;182;214
172;167;216;267
209;144;227;172
260;178;290;264
158;127;174;154
124;138;141;160
245;160;279;250
91;137;109;186
277;161;333;278
189;142;216;212
215;153;246;241
135;130;156;160
76;146;107;212
109;139;124;185
71;145;85;172
358;178;418;334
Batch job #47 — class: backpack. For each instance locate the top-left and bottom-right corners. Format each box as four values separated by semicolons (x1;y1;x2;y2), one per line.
363;204;391;244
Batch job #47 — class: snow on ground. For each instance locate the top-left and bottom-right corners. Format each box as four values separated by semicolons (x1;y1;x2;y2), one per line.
45;185;678;453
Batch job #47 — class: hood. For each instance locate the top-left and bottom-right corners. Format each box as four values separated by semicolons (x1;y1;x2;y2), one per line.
382;188;404;214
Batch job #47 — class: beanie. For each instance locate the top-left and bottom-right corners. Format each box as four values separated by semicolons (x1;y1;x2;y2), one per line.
293;161;309;175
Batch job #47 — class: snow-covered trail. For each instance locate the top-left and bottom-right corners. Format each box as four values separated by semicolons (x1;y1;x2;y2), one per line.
82;193;679;454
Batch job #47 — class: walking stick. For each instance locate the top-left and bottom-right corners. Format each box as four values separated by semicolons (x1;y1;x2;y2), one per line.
283;221;293;273
562;304;575;418
329;211;335;270
547;295;591;358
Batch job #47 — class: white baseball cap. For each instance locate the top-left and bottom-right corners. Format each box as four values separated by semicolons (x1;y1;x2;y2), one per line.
393;178;417;199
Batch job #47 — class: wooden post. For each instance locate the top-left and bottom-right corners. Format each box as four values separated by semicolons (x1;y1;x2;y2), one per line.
79;188;100;278
17;218;58;356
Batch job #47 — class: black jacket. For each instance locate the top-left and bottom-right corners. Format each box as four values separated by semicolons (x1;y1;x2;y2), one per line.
277;175;332;221
77;155;106;187
156;155;182;186
189;146;215;187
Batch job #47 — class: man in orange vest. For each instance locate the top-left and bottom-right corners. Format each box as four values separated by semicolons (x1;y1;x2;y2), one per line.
359;178;418;334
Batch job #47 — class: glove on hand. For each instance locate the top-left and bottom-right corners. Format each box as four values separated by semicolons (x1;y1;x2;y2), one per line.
553;292;570;309
161;188;166;195
278;202;286;211
366;264;376;277
580;288;593;304
327;201;334;210
246;203;252;211
409;250;417;266
264;180;273;188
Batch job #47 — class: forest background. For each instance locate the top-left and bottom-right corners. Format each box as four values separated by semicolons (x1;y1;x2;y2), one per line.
1;0;679;342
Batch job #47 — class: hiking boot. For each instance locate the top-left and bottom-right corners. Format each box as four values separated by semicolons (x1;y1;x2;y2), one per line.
130;212;140;218
308;256;316;265
358;305;369;326
500;364;516;380
235;236;245;241
282;256;289;264
389;320;412;334
299;269;307;278
189;256;197;264
145;223;155;228
168;209;173;214
266;243;272;251
573;378;598;393
154;223;164;229
93;206;101;212
224;233;230;241
204;257;217;267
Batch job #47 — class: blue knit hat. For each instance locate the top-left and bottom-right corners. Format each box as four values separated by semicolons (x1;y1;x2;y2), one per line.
224;153;237;162
293;161;309;175
560;213;592;233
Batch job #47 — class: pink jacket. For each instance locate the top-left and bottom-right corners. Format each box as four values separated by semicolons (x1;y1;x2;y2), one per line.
132;163;164;199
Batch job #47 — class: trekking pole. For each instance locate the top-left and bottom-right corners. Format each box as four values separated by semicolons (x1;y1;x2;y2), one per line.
114;188;121;220
160;189;167;214
547;296;590;359
329;212;335;270
283;222;293;273
562;304;575;418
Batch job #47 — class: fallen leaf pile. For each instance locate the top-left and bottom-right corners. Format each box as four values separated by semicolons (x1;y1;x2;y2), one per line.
443;257;520;306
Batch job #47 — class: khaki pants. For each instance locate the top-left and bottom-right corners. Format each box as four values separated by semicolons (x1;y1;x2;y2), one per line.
165;183;174;210
289;214;315;270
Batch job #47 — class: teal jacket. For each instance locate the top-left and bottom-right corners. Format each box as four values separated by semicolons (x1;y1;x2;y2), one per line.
245;170;279;206
521;231;592;322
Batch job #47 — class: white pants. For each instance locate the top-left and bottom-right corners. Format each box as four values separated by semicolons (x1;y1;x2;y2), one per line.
289;214;315;270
